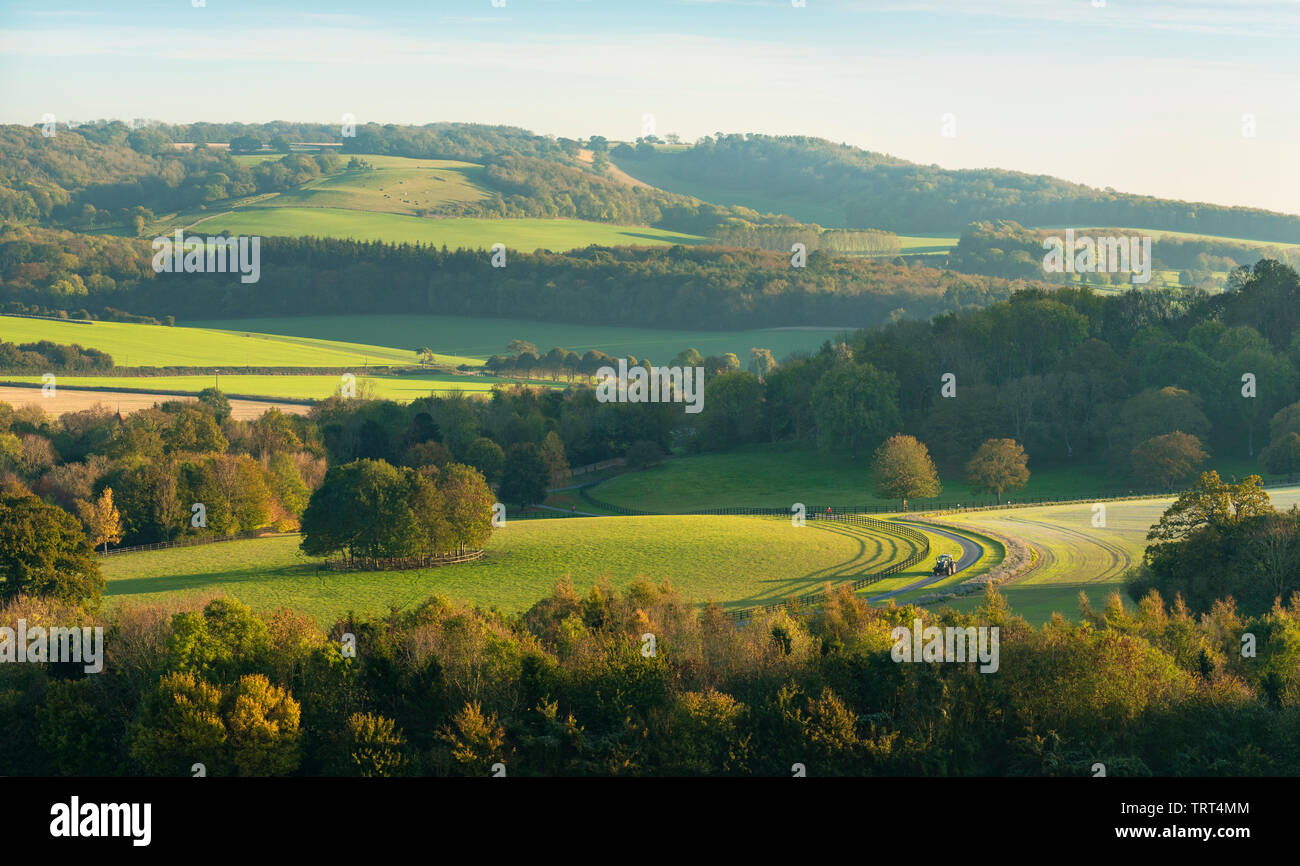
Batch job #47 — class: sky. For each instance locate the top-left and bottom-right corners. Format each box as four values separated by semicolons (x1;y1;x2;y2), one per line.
1;0;1297;214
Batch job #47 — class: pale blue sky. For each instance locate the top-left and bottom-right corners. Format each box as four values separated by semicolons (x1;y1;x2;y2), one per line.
1;0;1296;213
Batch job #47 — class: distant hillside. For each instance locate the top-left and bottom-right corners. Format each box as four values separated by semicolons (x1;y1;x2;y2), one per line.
0;121;796;239
614;134;1300;243
6;120;1296;271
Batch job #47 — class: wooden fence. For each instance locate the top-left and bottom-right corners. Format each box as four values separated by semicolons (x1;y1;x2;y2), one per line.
324;550;485;571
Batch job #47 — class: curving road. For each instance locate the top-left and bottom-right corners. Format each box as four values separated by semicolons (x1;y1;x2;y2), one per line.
866;521;984;602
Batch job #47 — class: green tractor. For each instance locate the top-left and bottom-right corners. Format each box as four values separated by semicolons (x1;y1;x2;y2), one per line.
932;554;957;577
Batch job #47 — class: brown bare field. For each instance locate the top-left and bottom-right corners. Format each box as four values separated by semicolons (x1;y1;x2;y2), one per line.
0;386;311;420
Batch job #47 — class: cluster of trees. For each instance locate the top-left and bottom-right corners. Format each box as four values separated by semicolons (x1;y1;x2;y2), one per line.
0;483;104;604
1128;472;1299;616
0;225;156;298
3;579;1298;777
0;375;592;557
300;458;494;565
0;382;592;585
864;433;1029;509
0;338;112;371
308;388;575;503
1;225;1026;330
483;341;749;384
617;133;1300;241
0;390;324;553
949;220;1300;285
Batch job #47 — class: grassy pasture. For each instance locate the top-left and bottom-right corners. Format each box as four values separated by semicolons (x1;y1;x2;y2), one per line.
586;443;1283;513
191;208;704;251
102;515;930;622
252;158;489;216
0;315;473;367
187;315;849;364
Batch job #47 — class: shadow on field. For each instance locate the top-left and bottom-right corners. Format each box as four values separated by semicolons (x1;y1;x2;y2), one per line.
731;520;905;605
105;563;313;597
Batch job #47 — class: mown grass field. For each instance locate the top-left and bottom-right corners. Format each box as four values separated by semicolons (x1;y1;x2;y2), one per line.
102;515;938;623
187;315;848;364
191;207;704;251
931;485;1300;623
0;315;477;367
585;443;1284;513
0;371;559;402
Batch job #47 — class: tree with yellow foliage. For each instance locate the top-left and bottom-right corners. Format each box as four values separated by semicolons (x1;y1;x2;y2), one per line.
76;487;124;554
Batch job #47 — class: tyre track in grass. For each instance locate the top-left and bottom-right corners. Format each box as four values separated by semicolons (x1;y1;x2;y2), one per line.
736;517;906;606
866;521;985;602
998;515;1132;584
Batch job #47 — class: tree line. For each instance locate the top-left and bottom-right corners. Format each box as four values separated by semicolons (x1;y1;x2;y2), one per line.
1;577;1296;776
0;338;112;371
0;224;1026;330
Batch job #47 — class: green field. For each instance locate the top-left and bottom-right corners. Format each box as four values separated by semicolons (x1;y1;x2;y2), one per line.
187;315;850;364
191;208;704;251
932;485;1300;623
895;234;959;255
0;372;563;402
102;475;1300;628
103;515;941;622
584;443;1281;513
250;157;489;216
0;315;482;367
